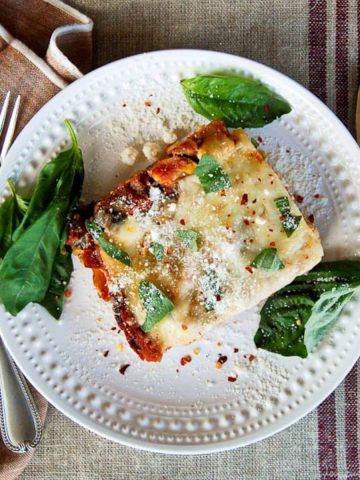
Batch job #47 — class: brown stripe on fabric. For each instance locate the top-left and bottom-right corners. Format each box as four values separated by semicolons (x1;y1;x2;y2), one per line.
309;0;327;102
345;366;359;479
318;392;338;479
335;0;349;125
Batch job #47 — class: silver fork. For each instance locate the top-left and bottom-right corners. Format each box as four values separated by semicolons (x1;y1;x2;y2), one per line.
0;91;42;452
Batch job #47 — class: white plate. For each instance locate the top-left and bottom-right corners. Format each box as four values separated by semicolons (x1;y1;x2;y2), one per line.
0;50;359;454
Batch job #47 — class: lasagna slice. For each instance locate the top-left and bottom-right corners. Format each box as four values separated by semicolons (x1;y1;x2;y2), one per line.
68;121;323;362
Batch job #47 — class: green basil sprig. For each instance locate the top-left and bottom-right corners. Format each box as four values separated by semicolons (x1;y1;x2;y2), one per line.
254;261;360;358
181;74;291;128
177;229;198;251
0;120;83;318
251;248;284;272
274;196;301;237
195;154;231;193
139;281;174;332
85;221;131;267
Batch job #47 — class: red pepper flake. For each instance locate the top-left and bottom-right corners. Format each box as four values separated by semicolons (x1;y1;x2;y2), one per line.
240;193;248;205
295;194;304;203
144;101;152;107
181;324;188;331
228;376;237;383
252;198;257;204
179;218;186;225
269;228;274;232
122;103;127;107
314;194;320;199
180;355;192;366
245;266;253;274
270;181;274;185
270;241;276;247
64;288;72;298
156;107;161;114
234;348;239;353
219;189;226;196
111;326;117;331
308;214;315;224
258;177;262;182
103;350;109;358
257;136;263;143
166;247;173;255
176;368;179;373
248;354;256;362
264;105;271;113
252;210;256;215
218;355;228;364
286;148;290;153
216;294;222;302
243;239;247;243
244;219;250;226
119;364;130;375
249;238;254;243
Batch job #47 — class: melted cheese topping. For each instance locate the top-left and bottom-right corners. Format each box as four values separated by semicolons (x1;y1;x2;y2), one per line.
100;128;323;351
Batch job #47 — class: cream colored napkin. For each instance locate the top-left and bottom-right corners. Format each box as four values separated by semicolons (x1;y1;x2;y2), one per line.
0;1;92;478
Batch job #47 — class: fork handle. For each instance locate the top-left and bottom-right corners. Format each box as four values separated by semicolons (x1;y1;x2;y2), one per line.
0;337;42;453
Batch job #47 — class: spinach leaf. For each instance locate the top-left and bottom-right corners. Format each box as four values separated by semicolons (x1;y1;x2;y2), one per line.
13;119;83;242
150;242;165;262
251;248;284;272
254;261;360;357
0;120;83;318
195;154;231;193
177;229;198;251
0;180;29;258
86;221;131;267
139;280;174;332
274;196;301;237
181;74;291;128
40;247;73;319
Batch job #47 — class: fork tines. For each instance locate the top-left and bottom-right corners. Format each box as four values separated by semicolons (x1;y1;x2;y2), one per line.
0;92;21;163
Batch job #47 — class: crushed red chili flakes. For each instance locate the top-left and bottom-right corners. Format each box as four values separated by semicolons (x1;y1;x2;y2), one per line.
103;350;109;358
119;364;130;375
252;198;257;204
122;103;127;107
270;241;276;247
111;326;117;331
308;214;315;223
216;294;221;302
248;354;256;362
220;189;227;196
176;368;179;373
244;219;250;226
218;355;228;364
166;247;174;255
257;136;263;143
240;193;248;205
64;288;72;298
228;376;237;383
234;348;239;353
314;193;320;199
295;194;304;203
144;101;152;107
252;210;256;215
156;107;161;114
249;238;254;243
269;228;274;232
181;324;188;331
245;266;253;274
180;355;192;366
179;218;186;225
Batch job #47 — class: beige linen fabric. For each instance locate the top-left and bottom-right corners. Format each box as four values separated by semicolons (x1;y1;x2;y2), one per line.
4;0;360;478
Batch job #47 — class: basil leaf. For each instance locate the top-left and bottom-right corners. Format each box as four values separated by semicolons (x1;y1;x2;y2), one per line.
7;179;29;215
181;74;291;128
201;268;221;312
274;196;301;237
251;248;284;272
40;247;73;319
150;242;165;261
254;261;360;357
176;229;198;251
195;154;231;193
251;137;259;148
86;221;131;267
0;120;83;318
139;281;174;332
